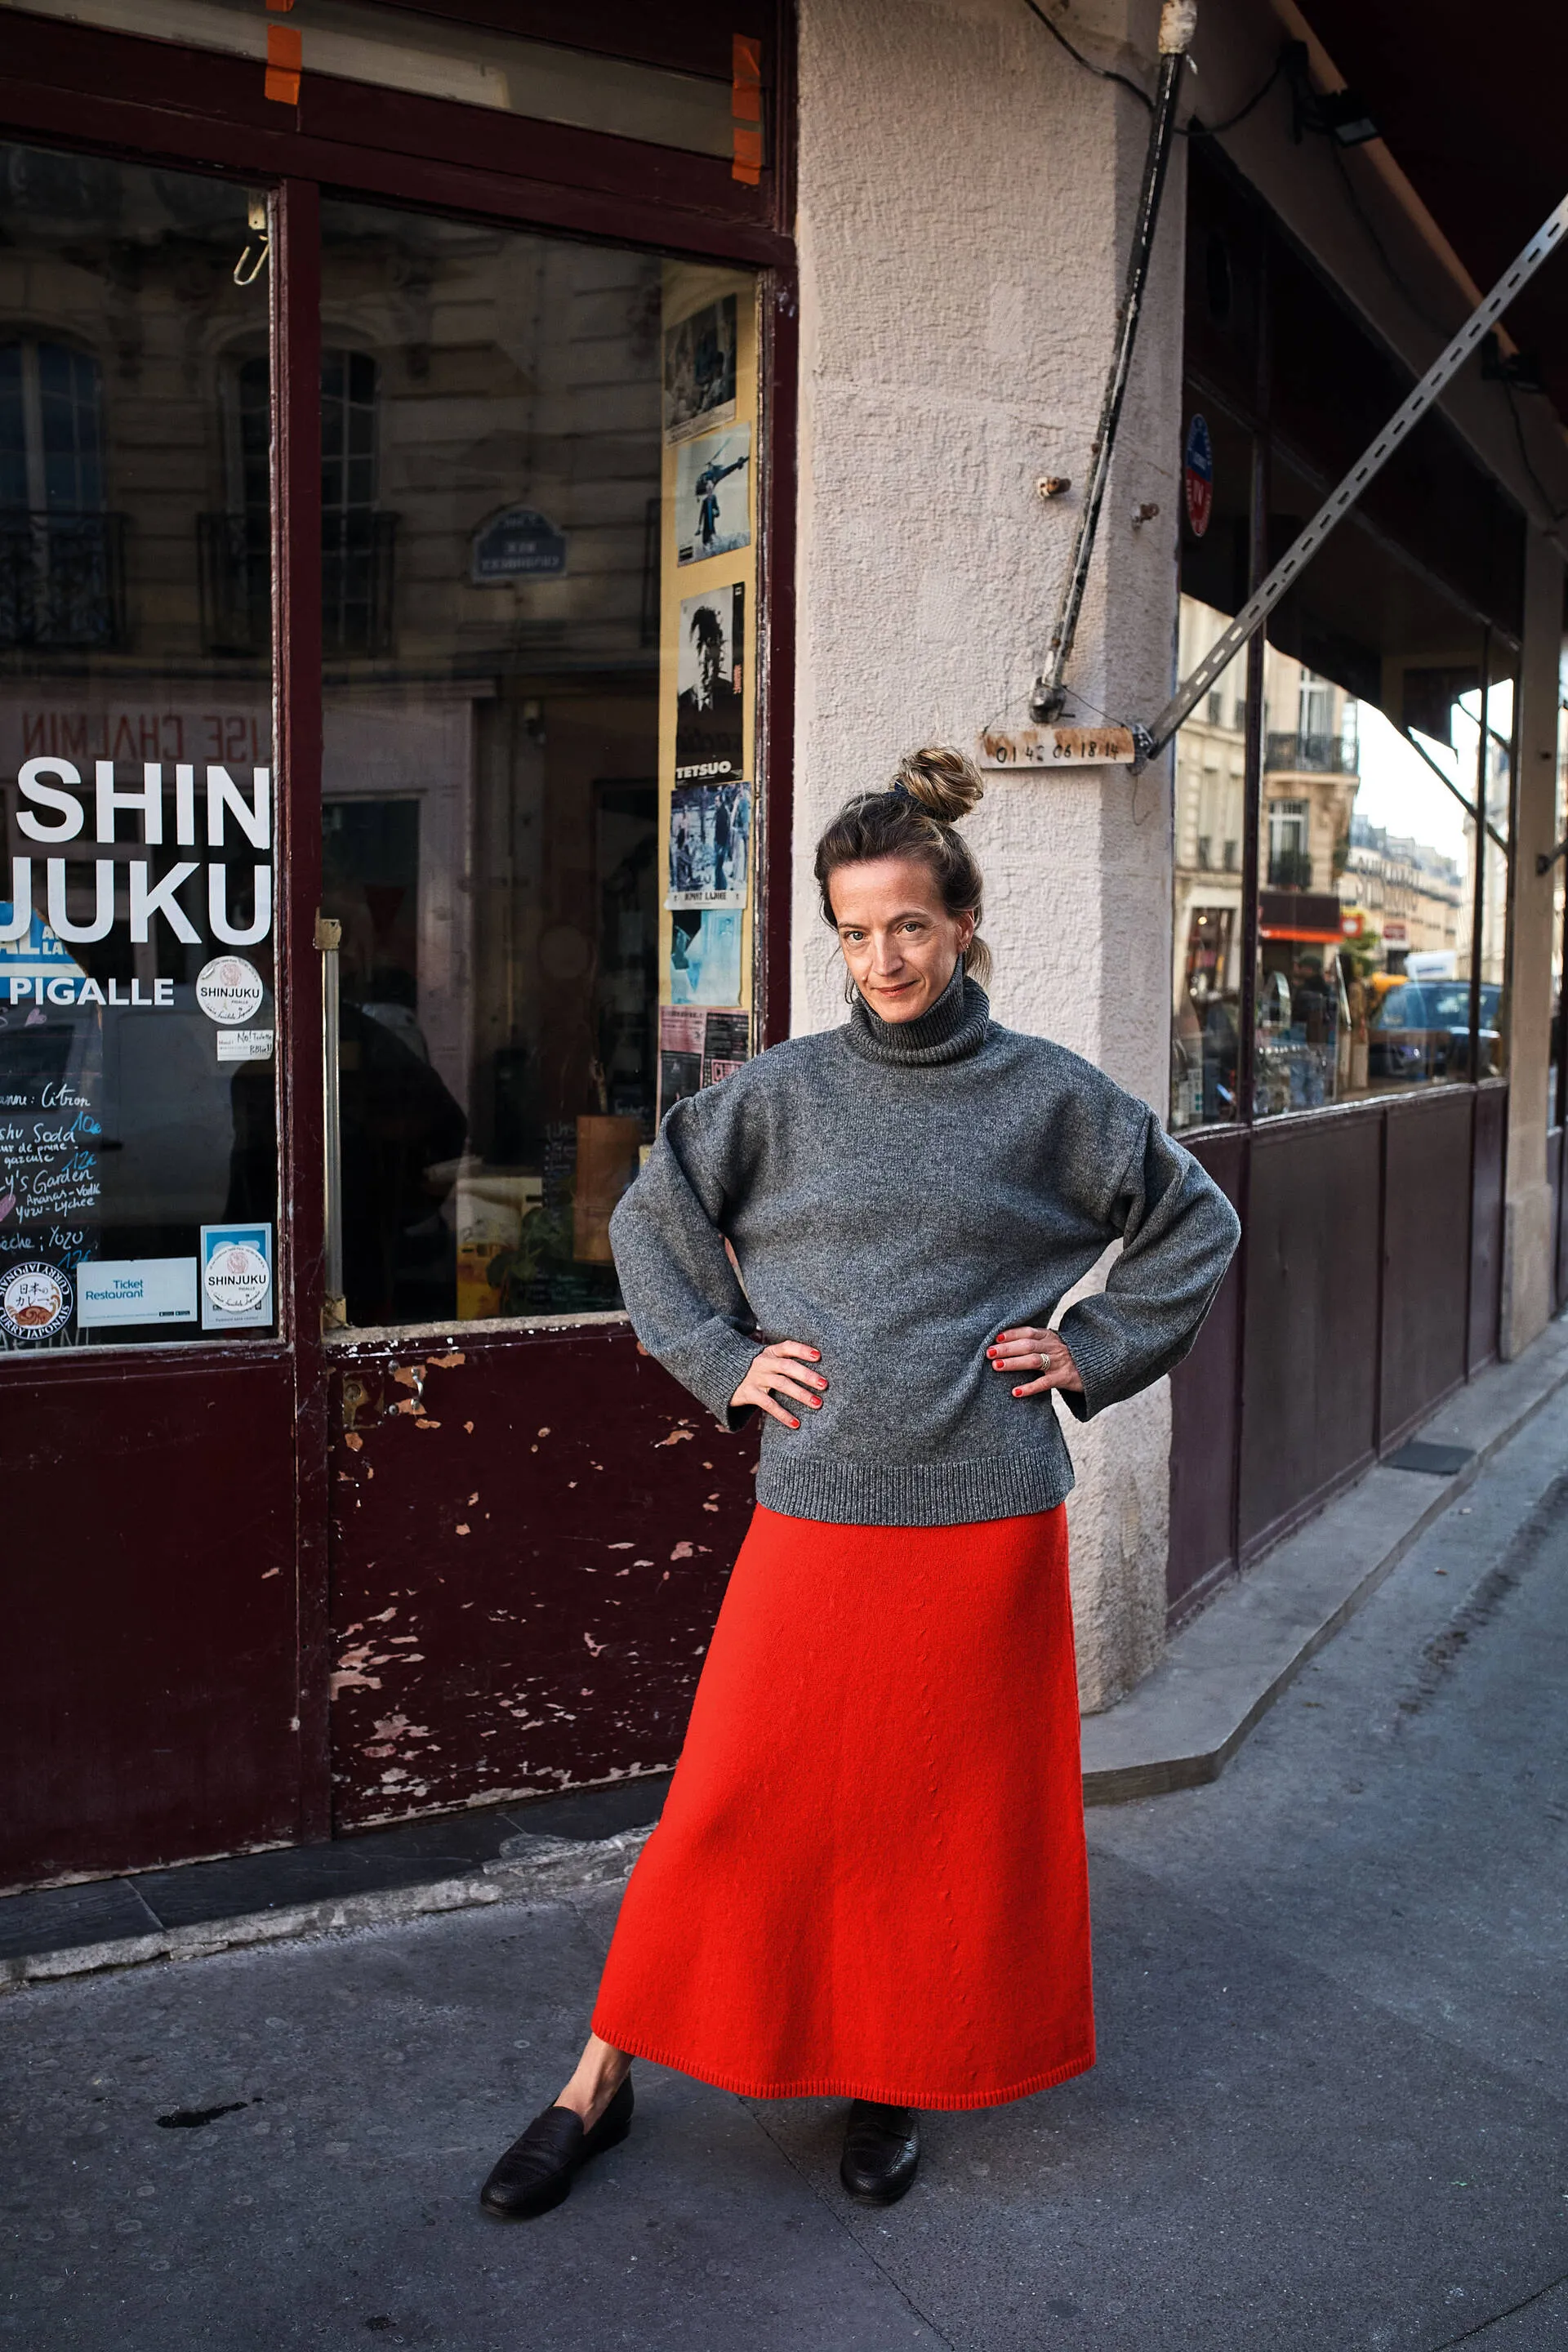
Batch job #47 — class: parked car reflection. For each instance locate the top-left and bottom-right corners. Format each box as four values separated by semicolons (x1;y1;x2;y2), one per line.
1367;980;1502;1083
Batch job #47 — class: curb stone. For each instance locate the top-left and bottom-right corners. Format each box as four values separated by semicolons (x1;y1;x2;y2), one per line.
0;1826;653;1995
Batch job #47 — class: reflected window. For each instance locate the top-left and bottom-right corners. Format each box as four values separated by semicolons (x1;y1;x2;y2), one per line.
0;339;118;650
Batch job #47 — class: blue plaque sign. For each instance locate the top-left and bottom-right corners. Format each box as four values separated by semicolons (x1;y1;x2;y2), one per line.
470;506;568;582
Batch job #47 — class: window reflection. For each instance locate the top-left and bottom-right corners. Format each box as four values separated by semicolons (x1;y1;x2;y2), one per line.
1170;599;1245;1133
318;204;746;1330
0;145;277;1351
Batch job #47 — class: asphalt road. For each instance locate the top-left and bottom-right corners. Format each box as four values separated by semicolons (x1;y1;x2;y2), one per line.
4;1385;1568;2351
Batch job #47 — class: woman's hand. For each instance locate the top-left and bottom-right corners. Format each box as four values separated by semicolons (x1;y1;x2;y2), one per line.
731;1340;828;1430
987;1327;1083;1398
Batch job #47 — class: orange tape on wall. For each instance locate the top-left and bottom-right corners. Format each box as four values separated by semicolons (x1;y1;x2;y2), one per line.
731;33;763;183
265;19;301;105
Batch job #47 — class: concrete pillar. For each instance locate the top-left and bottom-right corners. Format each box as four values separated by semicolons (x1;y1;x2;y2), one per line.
1500;528;1565;1358
793;0;1184;1707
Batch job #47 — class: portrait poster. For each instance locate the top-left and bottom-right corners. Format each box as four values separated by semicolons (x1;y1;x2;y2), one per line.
675;582;745;781
675;425;751;566
657;1005;751;1122
669;909;744;1005
665;780;751;911
662;294;737;443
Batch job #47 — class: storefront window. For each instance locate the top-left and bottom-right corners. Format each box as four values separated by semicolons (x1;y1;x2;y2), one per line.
1473;674;1512;1080
1552;659;1567;1125
1246;454;1505;1121
0;144;276;1349
318;203;759;1328
1170;597;1246;1132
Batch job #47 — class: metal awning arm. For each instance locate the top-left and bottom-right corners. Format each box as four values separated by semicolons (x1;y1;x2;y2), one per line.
1398;725;1508;857
1135;189;1568;770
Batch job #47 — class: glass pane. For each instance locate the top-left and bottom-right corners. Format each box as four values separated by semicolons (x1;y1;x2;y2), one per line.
1254;466;1489;1118
1474;672;1512;1080
319;202;759;1328
1170;597;1246;1132
0;144;276;1351
1552;657;1567;1125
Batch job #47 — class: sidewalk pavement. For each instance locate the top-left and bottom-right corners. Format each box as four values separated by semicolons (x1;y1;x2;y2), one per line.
3;1373;1568;2349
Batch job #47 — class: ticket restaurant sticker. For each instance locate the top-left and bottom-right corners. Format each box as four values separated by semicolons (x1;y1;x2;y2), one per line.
0;1259;73;1342
200;1222;274;1330
78;1258;198;1327
195;955;265;1025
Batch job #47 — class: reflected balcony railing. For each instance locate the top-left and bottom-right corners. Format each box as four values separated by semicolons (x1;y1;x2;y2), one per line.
1266;849;1316;891
199;507;399;657
0;510;127;649
1265;729;1356;774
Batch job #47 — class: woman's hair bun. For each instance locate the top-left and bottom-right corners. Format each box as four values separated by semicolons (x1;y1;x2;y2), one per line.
893;745;985;825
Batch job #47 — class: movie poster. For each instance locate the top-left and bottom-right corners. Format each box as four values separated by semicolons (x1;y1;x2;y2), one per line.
669;910;744;1005
657;1004;751;1120
662;294;738;443
675;583;745;781
675;425;751;565
666;781;750;911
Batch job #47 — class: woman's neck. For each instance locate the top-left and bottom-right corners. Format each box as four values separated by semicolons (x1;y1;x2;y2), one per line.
844;962;991;1067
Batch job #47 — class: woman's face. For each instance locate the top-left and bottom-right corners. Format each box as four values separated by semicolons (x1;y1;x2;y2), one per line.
829;857;975;1024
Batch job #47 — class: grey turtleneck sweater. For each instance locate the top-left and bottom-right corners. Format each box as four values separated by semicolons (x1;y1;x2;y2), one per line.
609;967;1241;1527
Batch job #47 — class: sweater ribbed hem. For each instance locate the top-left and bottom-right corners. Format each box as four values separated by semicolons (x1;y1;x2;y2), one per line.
586;2021;1096;2110
755;1443;1074;1528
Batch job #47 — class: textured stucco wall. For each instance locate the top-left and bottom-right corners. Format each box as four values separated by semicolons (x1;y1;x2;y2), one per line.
793;0;1187;1707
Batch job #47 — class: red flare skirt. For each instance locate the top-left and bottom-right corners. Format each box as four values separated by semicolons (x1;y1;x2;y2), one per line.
591;1501;1094;2109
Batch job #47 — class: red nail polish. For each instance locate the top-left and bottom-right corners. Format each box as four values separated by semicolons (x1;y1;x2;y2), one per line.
1013;1388;1022;1397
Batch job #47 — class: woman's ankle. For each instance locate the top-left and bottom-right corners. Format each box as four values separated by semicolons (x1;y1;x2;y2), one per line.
555;2046;630;2127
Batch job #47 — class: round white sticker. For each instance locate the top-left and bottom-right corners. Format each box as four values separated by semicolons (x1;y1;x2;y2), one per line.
195;956;265;1025
204;1241;270;1317
0;1260;73;1341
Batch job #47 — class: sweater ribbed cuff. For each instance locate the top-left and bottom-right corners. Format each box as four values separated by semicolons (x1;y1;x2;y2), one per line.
679;1324;766;1432
1053;1308;1126;1423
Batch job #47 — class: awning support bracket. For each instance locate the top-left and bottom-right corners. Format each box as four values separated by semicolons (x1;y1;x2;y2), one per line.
1134;189;1568;770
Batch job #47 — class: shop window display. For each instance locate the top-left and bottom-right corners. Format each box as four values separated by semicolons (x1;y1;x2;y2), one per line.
0;143;277;1350
318;202;759;1328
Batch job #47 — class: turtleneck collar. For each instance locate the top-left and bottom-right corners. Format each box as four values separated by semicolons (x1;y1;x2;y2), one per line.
843;962;991;1068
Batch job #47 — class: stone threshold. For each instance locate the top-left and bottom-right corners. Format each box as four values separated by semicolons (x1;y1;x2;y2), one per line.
1080;1312;1568;1804
5;1314;1566;1991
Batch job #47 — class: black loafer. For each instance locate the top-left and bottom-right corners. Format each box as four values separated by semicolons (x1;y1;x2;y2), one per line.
479;2075;634;2219
840;2100;920;2206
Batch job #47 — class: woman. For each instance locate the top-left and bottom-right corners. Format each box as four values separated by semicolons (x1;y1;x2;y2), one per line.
480;747;1240;2218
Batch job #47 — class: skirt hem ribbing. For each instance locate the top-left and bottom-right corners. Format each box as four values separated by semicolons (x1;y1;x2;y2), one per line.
585;2023;1096;2111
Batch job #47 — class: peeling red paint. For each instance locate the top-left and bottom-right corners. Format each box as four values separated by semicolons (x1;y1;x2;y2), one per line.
327;1335;758;1828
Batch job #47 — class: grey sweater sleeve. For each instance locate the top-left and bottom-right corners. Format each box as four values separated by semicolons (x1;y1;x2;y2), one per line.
608;1095;764;1430
1055;1111;1240;1422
